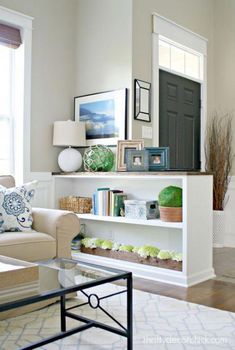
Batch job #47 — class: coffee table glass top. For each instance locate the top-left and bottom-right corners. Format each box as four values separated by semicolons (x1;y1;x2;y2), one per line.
0;258;129;310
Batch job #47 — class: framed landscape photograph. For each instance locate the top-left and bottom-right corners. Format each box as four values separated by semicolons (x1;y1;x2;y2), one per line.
145;147;170;171
74;89;127;146
117;140;144;172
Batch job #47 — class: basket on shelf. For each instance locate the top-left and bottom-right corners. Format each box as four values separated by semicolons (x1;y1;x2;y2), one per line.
59;196;92;214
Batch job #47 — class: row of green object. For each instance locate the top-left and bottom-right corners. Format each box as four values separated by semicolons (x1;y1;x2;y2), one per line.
81;237;182;262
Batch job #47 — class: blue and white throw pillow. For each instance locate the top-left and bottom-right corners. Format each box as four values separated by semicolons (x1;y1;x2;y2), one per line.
0;181;37;233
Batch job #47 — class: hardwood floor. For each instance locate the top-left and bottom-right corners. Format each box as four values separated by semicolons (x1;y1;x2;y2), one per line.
132;248;235;313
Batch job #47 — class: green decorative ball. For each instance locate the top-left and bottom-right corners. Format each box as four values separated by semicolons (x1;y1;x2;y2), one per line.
158;186;182;207
83;145;114;172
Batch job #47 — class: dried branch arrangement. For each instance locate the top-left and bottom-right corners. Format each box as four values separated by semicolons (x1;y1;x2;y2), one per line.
205;113;233;210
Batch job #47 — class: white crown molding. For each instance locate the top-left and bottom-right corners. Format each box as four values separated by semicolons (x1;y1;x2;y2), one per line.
0;5;33;29
152;12;207;55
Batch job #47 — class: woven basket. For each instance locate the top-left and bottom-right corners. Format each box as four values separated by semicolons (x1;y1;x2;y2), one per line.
159;207;182;222
59;196;92;214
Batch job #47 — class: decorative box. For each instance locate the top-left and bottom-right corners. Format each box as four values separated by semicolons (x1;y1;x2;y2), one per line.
124;200;159;220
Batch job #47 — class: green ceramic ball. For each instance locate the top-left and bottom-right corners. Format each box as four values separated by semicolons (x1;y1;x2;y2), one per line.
83;145;114;172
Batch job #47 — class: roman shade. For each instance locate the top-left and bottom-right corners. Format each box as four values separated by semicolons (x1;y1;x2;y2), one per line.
0;23;22;48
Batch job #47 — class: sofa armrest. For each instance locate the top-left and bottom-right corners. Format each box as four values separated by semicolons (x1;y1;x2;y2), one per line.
32;208;80;258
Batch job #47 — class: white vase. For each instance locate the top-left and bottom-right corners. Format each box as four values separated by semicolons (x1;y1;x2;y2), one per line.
213;210;225;248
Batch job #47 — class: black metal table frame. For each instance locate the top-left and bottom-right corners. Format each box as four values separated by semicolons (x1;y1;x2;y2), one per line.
0;260;133;350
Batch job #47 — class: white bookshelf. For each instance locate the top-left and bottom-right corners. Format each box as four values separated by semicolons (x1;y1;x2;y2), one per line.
53;172;214;287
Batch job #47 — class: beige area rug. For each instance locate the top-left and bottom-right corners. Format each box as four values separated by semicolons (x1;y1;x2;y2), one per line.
1;283;235;350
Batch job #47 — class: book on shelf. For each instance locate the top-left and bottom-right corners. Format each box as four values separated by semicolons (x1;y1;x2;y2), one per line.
92;188;127;217
93;188;110;216
109;190;123;216
113;193;127;216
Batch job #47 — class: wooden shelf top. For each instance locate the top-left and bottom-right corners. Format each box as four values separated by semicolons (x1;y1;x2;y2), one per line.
52;171;212;179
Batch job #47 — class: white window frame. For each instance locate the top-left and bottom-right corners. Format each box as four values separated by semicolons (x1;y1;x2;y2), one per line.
0;46;15;175
159;36;204;82
152;13;208;169
0;6;33;184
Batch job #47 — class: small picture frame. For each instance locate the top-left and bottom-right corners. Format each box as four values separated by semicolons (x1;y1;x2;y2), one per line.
117;140;144;172
126;150;149;172
145;147;170;171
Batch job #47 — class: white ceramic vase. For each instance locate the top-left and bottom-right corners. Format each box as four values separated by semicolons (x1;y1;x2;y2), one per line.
213;210;225;248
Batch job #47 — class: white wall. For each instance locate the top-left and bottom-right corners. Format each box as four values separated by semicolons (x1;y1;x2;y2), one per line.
131;0;215;144
75;0;133;136
0;0;77;172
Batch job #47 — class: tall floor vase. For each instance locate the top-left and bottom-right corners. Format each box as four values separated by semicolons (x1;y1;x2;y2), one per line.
213;210;225;247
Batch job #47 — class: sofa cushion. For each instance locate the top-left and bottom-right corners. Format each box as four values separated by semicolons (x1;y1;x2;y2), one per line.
0;181;37;233
0;231;56;262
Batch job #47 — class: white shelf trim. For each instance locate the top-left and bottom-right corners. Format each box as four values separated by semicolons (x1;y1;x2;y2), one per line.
77;213;183;229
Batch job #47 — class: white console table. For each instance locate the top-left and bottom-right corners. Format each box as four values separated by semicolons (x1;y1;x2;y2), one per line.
52;172;214;287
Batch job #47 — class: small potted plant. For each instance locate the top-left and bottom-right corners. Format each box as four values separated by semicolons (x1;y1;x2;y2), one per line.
158;186;182;222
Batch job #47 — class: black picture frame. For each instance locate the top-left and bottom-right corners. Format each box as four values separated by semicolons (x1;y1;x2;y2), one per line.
145;147;170;171
134;79;151;122
74;89;127;146
126;149;149;172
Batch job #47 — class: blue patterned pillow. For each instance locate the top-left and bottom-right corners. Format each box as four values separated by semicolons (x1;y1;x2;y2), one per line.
0;181;37;233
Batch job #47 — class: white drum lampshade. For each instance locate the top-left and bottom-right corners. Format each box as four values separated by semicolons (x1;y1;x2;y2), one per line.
53;120;86;172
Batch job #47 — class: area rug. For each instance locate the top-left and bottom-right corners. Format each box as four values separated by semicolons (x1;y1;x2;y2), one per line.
0;283;235;349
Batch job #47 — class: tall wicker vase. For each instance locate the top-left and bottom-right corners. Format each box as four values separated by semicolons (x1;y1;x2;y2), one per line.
213;210;225;248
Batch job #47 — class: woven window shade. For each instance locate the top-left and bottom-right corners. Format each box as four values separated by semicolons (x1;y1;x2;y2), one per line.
0;23;22;49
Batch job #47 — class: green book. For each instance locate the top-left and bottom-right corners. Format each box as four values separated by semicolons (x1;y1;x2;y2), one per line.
113;194;127;216
109;190;123;216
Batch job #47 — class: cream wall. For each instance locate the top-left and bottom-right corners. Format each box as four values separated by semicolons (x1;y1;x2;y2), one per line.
0;0;77;172
0;0;234;173
214;0;235;173
132;0;215;143
214;0;235;111
75;0;133;136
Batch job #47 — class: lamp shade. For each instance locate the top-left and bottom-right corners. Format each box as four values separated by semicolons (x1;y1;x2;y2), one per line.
53;120;86;147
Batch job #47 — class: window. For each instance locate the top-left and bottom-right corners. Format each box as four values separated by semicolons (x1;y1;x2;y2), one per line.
159;37;203;81
0;45;14;174
0;22;23;177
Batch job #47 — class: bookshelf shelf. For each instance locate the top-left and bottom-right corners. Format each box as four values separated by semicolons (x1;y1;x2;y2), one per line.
77;213;183;229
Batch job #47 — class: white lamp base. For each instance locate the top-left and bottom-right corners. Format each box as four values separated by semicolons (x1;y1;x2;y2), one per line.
58;147;83;172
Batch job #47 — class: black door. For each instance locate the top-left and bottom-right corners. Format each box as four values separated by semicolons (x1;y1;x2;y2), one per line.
159;70;201;170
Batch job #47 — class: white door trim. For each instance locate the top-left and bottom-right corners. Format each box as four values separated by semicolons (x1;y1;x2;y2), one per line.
152;13;208;169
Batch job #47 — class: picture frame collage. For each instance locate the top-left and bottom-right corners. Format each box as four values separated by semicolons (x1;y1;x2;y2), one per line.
117;140;170;172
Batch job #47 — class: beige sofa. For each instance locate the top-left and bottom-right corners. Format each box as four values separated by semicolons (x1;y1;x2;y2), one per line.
0;175;80;262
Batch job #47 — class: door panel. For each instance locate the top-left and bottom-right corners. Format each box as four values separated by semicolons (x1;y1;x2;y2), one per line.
159;70;201;170
167;111;178;168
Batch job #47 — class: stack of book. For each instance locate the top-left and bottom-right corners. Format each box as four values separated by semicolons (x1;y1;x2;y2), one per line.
93;188;127;216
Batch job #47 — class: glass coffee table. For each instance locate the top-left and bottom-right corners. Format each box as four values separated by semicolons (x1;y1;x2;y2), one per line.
0;258;133;350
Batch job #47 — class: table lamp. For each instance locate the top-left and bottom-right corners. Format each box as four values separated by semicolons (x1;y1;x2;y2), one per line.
53;120;86;172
